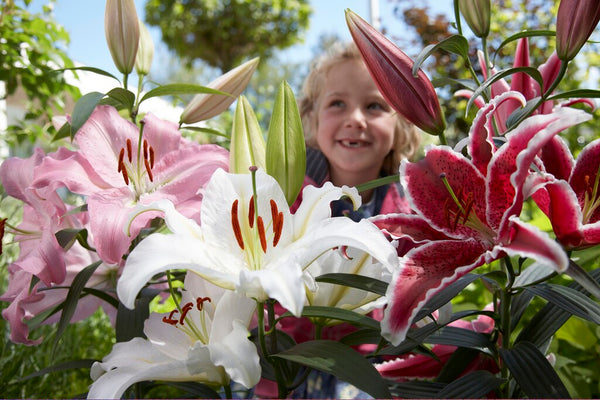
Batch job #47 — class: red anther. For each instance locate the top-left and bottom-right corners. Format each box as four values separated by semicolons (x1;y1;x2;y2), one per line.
121;167;130;186
257;216;267;253
143;139;149;160
144;158;154;182
273;211;283;247
270;199;278;223
126;139;133;163
248;196;255;228
162;309;179;325
179;302;194;325
149;147;155;169
196;296;212;311
118;148;125;173
231;200;245;250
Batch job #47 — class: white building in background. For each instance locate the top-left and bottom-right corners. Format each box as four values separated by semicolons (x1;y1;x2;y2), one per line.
0;64;184;162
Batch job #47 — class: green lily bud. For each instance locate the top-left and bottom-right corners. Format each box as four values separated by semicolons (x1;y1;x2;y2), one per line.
105;0;140;75
180;58;259;125
458;0;491;38
556;0;600;61
135;19;154;76
266;81;306;206
230;96;266;174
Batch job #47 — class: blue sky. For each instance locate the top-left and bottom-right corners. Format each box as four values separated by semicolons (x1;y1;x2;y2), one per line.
34;0;453;78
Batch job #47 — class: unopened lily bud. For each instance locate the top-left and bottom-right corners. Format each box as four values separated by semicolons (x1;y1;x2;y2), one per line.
105;0;140;75
230;96;266;174
458;0;490;38
556;0;600;61
346;9;445;136
135;19;154;76
180;57;259;125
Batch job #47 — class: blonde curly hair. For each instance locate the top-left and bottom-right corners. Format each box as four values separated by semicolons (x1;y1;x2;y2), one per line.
299;41;421;175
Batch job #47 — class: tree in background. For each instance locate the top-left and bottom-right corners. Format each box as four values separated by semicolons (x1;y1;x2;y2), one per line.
144;0;312;72
0;0;79;156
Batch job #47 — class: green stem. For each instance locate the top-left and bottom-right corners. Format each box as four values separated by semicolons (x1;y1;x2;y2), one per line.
223;383;232;399
499;257;515;395
256;301;287;398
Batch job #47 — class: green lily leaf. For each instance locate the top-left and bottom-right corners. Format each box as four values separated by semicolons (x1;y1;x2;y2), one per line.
493;30;556;63
425;326;493;351
230;95;266;173
525;283;600;324
466;67;543;115
435;370;505;399
71;91;105;138
104;87;136;111
139;83;228;104
547;88;600;101
266;81;306;206
115;288;161;343
17;359;97;382
292;306;380;330
413;35;471;76
339;328;383;346
316;273;388;296
390;380;445;398
274;340;391;399
499;341;570;398
52;120;72;141
415;273;481;320
52;261;103;353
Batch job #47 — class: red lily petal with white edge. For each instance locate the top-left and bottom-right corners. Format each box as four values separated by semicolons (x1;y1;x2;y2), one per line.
468;92;526;175
380;238;488;346
486;107;592;237
540;135;575;181
401;146;489;240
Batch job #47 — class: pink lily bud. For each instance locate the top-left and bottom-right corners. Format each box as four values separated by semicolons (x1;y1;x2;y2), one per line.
458;0;491;38
180;57;259;124
135;19;154;76
346;9;445;136
556;0;600;61
105;0;140;75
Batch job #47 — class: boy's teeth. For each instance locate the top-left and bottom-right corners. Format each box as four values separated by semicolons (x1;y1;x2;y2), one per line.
342;140;362;147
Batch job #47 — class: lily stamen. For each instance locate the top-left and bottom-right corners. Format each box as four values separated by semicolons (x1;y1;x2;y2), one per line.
231;199;245;250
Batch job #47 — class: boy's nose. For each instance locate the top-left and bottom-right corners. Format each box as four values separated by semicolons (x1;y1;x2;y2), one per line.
345;108;367;129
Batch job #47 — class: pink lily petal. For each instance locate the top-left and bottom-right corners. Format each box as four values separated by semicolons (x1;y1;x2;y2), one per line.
401;147;488;239
501;216;569;272
381;238;488;345
468;91;526;175
540;136;574;181
487;107;591;235
511;38;535;101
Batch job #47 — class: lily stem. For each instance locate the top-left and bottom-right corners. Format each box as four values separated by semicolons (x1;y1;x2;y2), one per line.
499;257;515;395
256;301;287;398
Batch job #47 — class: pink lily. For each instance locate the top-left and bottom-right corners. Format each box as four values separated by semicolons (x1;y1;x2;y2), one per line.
533;137;600;249
0;148;82;285
1;243;120;345
556;0;600;62
346;9;446;136
32;105;229;264
371;103;590;345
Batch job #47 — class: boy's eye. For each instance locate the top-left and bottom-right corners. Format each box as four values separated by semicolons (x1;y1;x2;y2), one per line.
328;100;345;108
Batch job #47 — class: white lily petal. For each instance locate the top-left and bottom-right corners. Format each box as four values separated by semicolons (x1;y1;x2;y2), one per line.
117;233;238;309
293;182;361;238
210;319;261;388
88;338;191;399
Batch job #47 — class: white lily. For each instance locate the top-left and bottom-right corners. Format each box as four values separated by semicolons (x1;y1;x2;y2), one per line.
117;168;398;316
88;273;259;399
305;247;392;316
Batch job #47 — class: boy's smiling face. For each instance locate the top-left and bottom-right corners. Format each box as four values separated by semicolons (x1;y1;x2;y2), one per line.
315;59;397;188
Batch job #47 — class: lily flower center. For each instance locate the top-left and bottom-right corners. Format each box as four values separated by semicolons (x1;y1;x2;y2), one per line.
117;137;157;198
582;164;600;224
161;296;213;344
440;174;495;240
230;195;284;271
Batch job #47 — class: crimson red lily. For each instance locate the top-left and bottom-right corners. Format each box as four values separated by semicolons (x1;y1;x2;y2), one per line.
534;137;600;249
371;100;590;345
